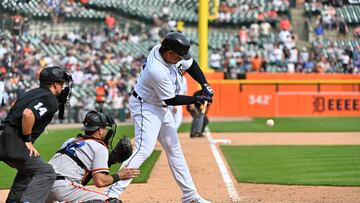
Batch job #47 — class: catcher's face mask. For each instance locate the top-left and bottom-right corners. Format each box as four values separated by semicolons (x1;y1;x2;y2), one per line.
104;114;117;148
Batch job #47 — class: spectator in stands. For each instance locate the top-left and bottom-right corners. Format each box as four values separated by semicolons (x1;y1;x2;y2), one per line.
341;49;352;73
288;47;298;72
210;49;222;70
314;23;325;41
0;43;8;59
336;16;348;38
11;13;23;36
315;55;331;73
95;81;107;110
251;54;263;72
353;47;360;73
260;21;272;37
272;43;284;66
354;26;360;37
105;14;116;35
279;16;291;31
238;26;248;45
250;22;260;43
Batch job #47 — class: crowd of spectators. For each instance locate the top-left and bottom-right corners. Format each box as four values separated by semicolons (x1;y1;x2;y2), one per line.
305;0;352;37
217;16;360;79
217;0;289;23
0;25;148;123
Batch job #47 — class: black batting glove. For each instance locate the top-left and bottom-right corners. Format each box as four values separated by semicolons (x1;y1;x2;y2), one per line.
194;95;212;105
202;83;214;97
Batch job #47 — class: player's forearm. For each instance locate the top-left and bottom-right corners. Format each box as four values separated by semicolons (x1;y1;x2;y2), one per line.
164;95;196;106
93;173;119;188
185;60;208;86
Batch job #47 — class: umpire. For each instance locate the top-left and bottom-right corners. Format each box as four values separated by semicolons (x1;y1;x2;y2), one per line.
0;66;73;203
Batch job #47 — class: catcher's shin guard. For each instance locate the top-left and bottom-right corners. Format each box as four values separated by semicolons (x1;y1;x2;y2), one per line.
82;198;122;203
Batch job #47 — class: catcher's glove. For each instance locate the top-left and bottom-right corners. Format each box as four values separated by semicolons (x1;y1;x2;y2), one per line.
108;136;133;166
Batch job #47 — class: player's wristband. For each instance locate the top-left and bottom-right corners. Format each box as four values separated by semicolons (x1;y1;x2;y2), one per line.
22;134;32;142
112;173;121;183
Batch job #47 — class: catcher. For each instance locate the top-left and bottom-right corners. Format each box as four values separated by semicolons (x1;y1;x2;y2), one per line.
46;110;138;203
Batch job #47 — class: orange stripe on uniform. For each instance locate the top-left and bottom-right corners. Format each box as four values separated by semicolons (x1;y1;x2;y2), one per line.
70;182;109;198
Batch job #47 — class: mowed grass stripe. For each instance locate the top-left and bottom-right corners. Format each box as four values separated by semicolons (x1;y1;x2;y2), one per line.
206;117;360;132
221;145;360;186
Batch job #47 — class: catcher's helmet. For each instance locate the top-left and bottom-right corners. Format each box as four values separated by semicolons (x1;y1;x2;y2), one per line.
81;110;117;147
39;66;72;85
161;32;191;60
81;111;108;131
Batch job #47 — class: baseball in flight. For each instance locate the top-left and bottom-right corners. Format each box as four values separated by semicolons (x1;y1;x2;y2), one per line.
266;119;275;127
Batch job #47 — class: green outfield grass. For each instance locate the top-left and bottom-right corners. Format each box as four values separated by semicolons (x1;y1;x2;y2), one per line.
202;117;360;132
221;145;360;186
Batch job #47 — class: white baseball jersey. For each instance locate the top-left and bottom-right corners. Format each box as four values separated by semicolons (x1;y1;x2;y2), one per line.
171;75;187;130
134;44;193;106
49;137;109;184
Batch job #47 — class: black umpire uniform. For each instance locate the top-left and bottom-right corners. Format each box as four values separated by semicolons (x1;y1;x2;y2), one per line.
0;66;72;203
186;90;209;138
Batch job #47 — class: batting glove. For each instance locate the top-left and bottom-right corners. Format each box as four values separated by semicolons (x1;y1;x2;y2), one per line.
194;95;212;105
202;83;214;97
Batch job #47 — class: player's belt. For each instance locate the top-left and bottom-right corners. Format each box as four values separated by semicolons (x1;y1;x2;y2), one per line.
132;90;143;102
56;176;66;180
132;90;167;107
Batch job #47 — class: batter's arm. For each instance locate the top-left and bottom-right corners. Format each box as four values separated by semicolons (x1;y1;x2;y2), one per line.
164;95;196;106
185;60;208;86
164;95;212;106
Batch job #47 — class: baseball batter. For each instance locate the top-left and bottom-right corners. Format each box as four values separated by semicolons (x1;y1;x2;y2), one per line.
104;32;214;203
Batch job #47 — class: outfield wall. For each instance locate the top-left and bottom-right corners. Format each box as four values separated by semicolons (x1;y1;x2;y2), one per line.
184;73;360;117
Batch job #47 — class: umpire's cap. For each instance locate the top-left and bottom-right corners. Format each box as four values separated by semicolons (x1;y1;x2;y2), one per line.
39;66;72;85
81;111;108;131
161;32;191;60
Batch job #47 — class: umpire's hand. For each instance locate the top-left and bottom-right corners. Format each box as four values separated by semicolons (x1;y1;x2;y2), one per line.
25;142;40;157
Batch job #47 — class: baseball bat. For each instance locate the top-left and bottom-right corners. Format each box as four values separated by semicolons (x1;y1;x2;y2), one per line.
193;101;208;136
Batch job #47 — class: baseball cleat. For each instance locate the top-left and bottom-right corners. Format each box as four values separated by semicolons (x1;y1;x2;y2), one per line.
189;196;211;203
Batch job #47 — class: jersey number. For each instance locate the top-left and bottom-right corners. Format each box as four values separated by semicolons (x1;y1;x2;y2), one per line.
34;102;48;116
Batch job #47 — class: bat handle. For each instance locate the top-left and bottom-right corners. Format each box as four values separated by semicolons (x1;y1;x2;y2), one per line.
201;101;208;114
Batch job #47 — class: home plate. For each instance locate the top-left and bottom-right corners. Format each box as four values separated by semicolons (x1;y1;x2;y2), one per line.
211;139;232;144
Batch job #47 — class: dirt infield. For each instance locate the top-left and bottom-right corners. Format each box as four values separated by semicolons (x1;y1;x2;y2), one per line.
1;132;359;203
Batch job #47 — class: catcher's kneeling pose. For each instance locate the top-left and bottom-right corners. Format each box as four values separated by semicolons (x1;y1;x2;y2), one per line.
46;110;138;203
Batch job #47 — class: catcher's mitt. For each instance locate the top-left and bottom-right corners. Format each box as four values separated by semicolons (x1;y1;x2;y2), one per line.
108;136;133;166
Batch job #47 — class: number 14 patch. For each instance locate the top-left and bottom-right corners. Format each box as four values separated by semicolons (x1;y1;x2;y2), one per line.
34;102;48;116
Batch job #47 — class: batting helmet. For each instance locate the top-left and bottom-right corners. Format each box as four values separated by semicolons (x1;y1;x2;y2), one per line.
39;66;72;85
161;32;191;60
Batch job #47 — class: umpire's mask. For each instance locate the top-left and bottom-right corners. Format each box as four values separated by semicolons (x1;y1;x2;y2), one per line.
39;66;73;119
